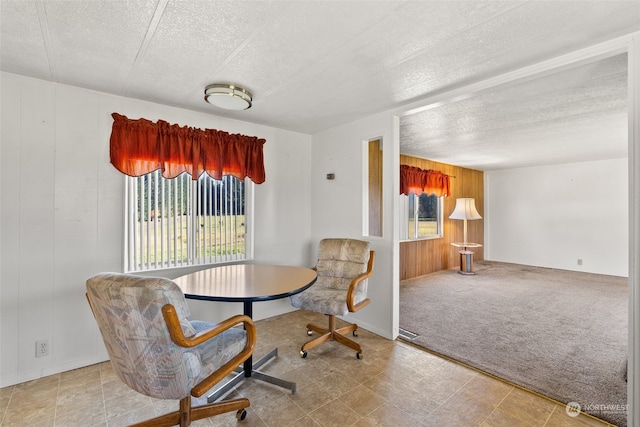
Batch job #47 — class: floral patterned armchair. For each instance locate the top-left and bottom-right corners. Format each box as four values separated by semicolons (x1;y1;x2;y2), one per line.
86;273;256;426
290;238;374;359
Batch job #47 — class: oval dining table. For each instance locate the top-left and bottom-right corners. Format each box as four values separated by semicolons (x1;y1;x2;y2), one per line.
174;263;317;402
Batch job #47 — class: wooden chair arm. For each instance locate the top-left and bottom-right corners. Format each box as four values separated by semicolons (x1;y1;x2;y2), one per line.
162;305;257;398
347;250;375;312
162;305;256;349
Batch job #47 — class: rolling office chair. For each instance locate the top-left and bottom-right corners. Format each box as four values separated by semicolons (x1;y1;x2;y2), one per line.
290;238;374;359
86;273;256;427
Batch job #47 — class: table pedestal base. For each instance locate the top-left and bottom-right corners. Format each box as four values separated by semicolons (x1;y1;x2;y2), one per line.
458;250;476;275
206;348;295;403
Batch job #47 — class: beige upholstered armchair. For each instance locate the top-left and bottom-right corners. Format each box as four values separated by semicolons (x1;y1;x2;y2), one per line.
290;238;375;359
86;273;256;427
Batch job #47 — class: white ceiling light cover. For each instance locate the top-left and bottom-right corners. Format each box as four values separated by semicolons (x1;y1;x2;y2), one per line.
204;83;252;110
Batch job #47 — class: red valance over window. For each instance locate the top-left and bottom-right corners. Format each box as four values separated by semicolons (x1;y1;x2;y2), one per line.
400;165;451;197
109;113;266;183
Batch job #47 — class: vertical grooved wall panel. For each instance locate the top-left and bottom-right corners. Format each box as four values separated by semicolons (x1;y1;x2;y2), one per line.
400;155;483;280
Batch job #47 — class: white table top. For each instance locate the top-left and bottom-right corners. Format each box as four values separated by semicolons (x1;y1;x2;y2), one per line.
174;264;318;302
451;242;483;248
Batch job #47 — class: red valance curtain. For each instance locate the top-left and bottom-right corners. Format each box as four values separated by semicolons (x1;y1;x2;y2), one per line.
400;165;451;197
109;113;266;183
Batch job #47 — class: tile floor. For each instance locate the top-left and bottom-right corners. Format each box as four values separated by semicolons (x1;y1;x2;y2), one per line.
0;310;614;426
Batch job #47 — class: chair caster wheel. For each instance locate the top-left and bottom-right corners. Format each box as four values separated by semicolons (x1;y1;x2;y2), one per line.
306;329;313;336
356;352;363;360
352;330;358;337
300;350;308;358
236;408;247;421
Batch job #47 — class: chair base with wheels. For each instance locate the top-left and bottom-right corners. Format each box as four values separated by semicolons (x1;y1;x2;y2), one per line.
300;314;363;359
130;396;248;427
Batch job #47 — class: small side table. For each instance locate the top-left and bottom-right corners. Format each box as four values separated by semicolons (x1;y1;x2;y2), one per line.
451;242;483;275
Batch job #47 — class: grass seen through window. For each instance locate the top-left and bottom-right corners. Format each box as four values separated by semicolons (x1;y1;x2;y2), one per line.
126;171;249;271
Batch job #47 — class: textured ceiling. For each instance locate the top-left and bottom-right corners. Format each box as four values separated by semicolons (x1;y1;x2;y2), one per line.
400;53;629;170
1;1;639;170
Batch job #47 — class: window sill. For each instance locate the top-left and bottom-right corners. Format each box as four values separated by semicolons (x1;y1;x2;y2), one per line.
400;235;443;243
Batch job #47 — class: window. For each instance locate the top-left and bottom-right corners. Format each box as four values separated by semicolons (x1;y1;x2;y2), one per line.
125;170;251;272
401;193;443;240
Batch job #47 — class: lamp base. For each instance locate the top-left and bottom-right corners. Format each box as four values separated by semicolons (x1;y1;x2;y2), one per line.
458;250;476;275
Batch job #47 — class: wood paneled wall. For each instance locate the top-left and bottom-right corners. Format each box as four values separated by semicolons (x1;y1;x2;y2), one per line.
400;155;484;280
368;139;383;236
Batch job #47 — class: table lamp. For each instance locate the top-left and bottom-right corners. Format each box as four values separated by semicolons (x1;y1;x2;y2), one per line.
449;198;482;247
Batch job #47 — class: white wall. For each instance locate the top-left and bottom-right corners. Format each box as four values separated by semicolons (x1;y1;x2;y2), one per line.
310;112;398;340
0;72;312;387
485;158;628;276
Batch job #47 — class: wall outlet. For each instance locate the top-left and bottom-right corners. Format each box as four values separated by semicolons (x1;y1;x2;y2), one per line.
36;339;49;358
577;258;583;266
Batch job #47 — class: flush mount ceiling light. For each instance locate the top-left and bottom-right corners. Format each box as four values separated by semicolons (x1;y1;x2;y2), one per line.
204;83;252;110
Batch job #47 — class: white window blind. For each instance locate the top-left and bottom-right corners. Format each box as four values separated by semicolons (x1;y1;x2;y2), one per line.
125;171;251;272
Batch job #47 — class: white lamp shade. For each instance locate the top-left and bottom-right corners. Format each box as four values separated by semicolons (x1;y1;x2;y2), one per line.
449;198;482;220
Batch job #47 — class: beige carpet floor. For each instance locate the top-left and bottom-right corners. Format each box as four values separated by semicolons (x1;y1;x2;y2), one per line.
399;261;628;426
